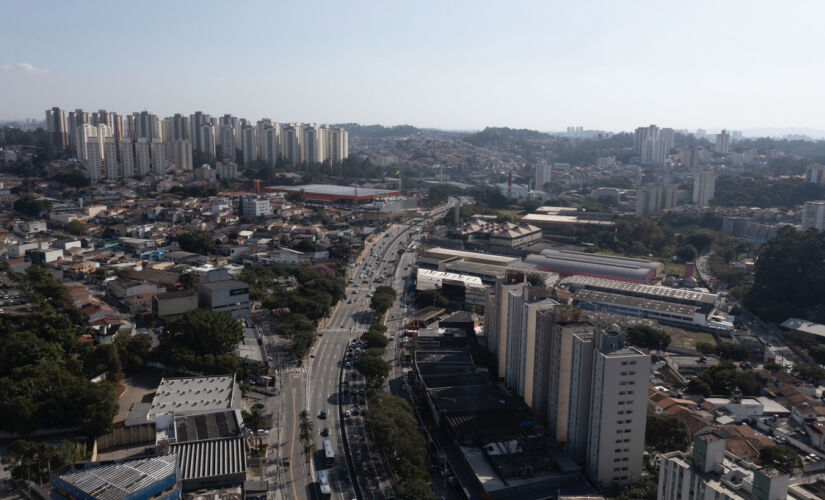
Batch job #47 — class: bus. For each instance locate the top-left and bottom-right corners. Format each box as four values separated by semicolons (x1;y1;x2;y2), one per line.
317;470;331;498
323;439;335;467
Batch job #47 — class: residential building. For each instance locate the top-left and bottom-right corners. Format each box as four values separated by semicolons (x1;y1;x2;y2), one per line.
716;129;731;154
485;272;527;379
135;138;152;176
586;329;650;487
535;160;552;191
328;127;349;162
635;183;676;217
87;138;103;184
153;289;198;318
805;164;825;185
46;107;69;149
197;274;251;318
104;136;119;180
693;170;717;208
634;125;673;165
239;196;272;217
151;138;167;176
169;139;193;171
242;126;257;164
170;113;190;140
567;330;595;464
119;138;135;178
282;124;302;166
261;125;281;165
658;434;789;500
217;161;238;180
189;111;212;152
802;201;825;231
131;111;161;140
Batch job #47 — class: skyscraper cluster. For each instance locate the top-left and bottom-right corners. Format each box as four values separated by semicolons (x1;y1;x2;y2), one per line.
634;124;675;165
46;107;349;184
484;272;651;488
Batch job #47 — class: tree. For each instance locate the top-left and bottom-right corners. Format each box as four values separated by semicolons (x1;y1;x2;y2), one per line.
417;289;448;308
526;272;546;288
1;439;82;484
717;343;750;361
115;334;152;372
178;271;199;290
177;231;217;254
759;445;803;471
687;378;712;396
370;286;397;315
357;355;390;381
167;308;244;355
299;409;314;457
793;363;825;385
13;195;51;217
645;414;691;452
242;407;270;431
67;219;87;235
361;329;389;349
627;325;671;350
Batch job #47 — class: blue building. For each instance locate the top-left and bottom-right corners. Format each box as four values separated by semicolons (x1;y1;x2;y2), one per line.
51;454;180;500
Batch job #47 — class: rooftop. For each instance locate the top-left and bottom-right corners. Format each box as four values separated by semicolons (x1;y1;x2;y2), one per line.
574;289;701;317
781;317;825;338
425;247;517;265
148;375;238;419
171;436;246;482
174;410;241;443
53;454;178;500
562;275;718;305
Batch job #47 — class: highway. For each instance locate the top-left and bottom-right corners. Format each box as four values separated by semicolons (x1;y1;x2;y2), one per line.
268;201;454;500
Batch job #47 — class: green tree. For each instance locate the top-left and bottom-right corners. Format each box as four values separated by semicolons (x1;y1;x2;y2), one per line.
626;325;671;350
687;378;712;396
115;334;152;372
645;414;691;452
13;195;51;217
759;445;803;471
67;219;87;235
793;363;825;385
1;439;82;484
178;271;200;290
417;289;448;308
177;231;217;254
242;407;270;431
357;355;390;381
167;308;244;355
361;329;389;350
370;286;397;315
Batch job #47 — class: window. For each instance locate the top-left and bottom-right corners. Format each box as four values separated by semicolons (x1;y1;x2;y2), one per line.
629;361;636;365
628;371;636;375
621;361;628;366
626;410;633;414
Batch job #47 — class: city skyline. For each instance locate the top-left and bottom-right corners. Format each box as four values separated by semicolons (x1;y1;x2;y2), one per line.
3;1;825;132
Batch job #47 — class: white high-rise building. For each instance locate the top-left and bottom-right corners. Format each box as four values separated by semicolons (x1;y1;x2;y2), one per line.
302;124;324;165
546;321;594;444
169;139;193;171
658;434;789;500
567;331;595;464
242;127;257;164
484;272;528;380
802;201;825;231
805;164;825;184
586;332;650;488
151;139;167;176
715;129;730;154
130;111;161;140
74;123;96;161
86;139;103;184
119;139;135;178
535;160;552;191
104;137;119;180
220;124;236;159
135;138;152;176
692;170;717;207
189;111;212;153
634;124;671;165
199;123;216;158
636;183;677;217
328;127;349;163
261;126;281;165
170;113;190;140
282;125;303;167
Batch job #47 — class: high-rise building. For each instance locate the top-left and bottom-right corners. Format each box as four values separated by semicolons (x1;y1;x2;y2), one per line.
658;434;789;500
45;107;69;149
715;129;730;154
74;123;96;161
170;113;190;141
282;124;303;167
104;137;119;180
805;164;825;184
151;139;167;176
802;201;825;231
303;125;327;165
328;127;348;163
634;125;672;165
217;161;239;180
131;111;161;140
261;126;281;165
119;139;135;178
239;196;272;217
517;295;559;407
535;160;552;191
189;111;213;153
635;183;677;217
545;320;594;444
199;123;216;158
242;126;258;164
169;139;193;171
485;272;527;380
566;330;595;464
692;170;717;207
681;145;700;168
135;138;152;176
86;138;103;184
586;329;650;488
220;124;236;159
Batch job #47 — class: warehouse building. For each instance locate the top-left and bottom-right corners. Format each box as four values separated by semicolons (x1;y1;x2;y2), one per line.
561;275;719;314
525;249;663;283
50;454;180;500
153;289;199;318
573;289;708;327
263;184;400;206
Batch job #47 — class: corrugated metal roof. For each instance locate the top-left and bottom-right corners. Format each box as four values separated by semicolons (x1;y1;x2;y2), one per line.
56;454;177;500
171;437;246;480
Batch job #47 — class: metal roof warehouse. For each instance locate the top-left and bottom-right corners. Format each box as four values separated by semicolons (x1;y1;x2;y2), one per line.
263;184;400;203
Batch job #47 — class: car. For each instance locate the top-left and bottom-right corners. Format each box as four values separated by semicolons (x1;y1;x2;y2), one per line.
282;458;291;467
352;407;360;416
253;402;266;409
345;409;351;418
321;427;330;436
345;361;351;368
319;410;327;419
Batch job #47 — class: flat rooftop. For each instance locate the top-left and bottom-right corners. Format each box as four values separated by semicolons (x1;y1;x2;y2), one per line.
148;375;238;419
574;289;701;317
54;454;178;500
781;317;825;338
264;184;398;198
429;384;521;414
562;275;718;305
174;410;241;443
425;247;517;265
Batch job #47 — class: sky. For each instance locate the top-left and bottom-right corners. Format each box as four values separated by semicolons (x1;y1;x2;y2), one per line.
2;0;825;133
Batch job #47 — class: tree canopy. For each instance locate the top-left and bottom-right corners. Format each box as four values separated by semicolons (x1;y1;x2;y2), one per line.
645;414;691;453
686;362;761;397
759;445;803;472
626;325;671;350
177;231;217;254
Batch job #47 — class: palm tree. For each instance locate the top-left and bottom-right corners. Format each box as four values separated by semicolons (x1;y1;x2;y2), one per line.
242;407;269;431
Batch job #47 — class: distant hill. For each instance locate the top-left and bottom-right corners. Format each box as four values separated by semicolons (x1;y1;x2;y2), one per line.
462;127;552;148
332;123;419;138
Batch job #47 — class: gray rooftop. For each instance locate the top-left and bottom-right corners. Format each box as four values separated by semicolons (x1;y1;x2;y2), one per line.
171;437;246;481
562;275;718;306
55;454;178;500
148;375;238;419
574;289;701;317
267;184;397;197
174;410;241;443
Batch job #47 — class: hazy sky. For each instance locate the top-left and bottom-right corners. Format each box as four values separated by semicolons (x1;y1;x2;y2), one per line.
2;0;824;132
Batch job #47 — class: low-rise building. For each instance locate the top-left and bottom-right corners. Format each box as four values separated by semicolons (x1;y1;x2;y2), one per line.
198;279;251;318
153;289;199;318
50;454;181;500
